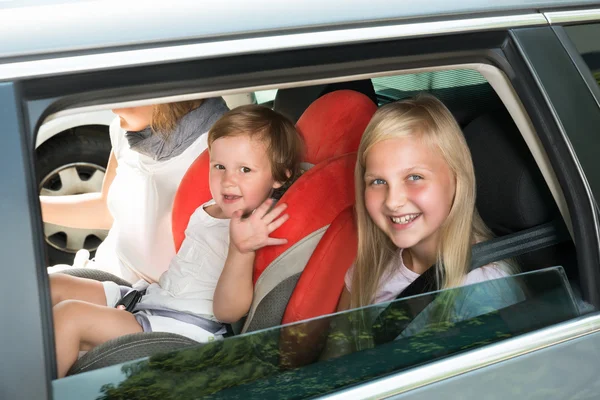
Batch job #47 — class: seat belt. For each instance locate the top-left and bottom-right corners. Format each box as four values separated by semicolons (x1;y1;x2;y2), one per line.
397;218;570;299
372;218;570;344
469;219;570;271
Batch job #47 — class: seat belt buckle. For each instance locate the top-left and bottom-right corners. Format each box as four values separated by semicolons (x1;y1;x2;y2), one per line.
116;290;144;313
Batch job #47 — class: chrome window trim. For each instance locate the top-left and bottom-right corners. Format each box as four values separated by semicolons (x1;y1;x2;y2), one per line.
544;8;600;25
0;14;547;82
320;313;600;400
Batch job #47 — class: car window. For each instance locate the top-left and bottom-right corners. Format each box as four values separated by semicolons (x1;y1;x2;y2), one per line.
52;266;578;399
564;24;600;87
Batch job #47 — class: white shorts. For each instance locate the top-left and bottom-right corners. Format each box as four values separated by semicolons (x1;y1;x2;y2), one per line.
101;280;221;343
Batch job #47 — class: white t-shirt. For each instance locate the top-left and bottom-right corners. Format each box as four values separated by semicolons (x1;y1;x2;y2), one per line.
93;118;208;283
345;249;510;304
139;200;230;320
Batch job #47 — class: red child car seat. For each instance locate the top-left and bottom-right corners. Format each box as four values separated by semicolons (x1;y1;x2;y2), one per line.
170;90;376;332
66;90;376;376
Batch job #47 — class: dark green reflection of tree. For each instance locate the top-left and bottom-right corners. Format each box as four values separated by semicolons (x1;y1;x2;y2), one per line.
97;327;282;400
98;286;514;400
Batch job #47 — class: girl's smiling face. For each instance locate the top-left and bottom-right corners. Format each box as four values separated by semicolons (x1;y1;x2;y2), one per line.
364;135;455;262
209;134;282;218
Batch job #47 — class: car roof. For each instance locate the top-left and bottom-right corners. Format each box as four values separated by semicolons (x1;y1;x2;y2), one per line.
1;0;599;61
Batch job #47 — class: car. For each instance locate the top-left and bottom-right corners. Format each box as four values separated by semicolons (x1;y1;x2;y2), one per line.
3;1;600;399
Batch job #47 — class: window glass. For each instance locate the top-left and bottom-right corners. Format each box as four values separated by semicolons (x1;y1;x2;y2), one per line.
53;266;578;400
565;24;600;87
373;69;487;95
254;89;278;104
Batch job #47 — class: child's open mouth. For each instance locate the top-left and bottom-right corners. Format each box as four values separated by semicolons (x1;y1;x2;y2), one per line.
389;213;421;225
223;194;242;203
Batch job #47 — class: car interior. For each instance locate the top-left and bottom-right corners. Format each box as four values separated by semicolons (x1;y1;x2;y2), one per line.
49;67;581;377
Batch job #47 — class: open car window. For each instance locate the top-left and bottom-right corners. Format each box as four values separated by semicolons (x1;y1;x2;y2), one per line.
53;266;579;399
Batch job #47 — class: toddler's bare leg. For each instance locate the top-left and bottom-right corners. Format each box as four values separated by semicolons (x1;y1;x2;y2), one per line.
50;273;108;307
53;300;143;378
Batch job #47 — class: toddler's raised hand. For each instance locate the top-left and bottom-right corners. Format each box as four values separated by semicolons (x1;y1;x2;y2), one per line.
230;198;289;254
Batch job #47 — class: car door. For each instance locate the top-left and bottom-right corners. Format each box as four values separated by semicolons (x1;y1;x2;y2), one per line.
349;11;600;399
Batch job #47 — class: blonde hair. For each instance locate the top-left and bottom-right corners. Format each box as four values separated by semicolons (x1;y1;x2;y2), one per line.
151;100;205;139
351;94;501;308
207;104;304;184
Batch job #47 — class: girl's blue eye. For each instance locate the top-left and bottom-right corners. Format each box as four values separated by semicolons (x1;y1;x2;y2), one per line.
241;167;251;173
371;178;386;185
214;164;225;170
408;174;423;181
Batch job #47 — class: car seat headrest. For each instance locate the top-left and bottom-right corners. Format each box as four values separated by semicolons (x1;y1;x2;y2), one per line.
463;110;557;236
274;80;377;123
296;90;377;165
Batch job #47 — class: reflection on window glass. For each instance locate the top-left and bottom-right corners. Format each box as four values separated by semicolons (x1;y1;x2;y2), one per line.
373;69;487;94
565;24;600;87
53;267;578;400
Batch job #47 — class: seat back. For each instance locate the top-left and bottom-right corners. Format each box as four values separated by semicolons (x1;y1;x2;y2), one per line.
282;205;357;324
242;91;376;332
243;154;356;332
463;109;576;278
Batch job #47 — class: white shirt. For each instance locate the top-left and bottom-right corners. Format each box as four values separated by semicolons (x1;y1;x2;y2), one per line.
93;118;208;283
139;201;230;320
345;249;510;304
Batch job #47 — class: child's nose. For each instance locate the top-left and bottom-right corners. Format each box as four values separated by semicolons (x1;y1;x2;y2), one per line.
385;186;407;211
222;171;236;187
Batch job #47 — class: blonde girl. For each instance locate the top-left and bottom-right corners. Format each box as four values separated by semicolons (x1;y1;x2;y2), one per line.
338;94;514;311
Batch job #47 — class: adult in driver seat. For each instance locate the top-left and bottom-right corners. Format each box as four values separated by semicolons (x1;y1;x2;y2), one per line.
42;98;229;284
